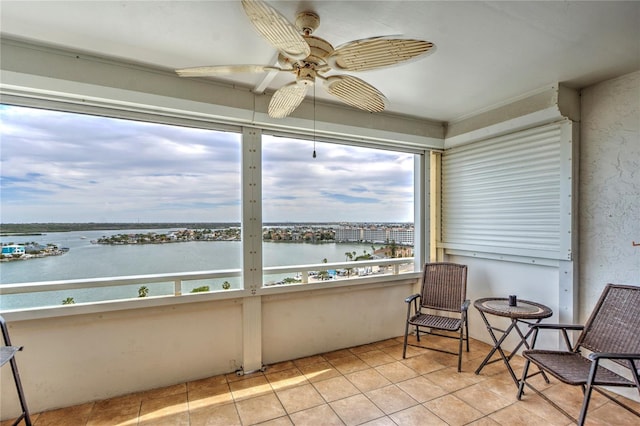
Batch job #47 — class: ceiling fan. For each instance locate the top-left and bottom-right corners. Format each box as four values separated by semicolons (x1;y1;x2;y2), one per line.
176;0;435;118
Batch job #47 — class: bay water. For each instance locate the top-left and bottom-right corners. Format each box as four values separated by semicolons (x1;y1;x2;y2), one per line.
0;229;376;310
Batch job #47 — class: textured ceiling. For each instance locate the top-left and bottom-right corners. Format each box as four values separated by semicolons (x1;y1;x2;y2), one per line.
1;1;639;122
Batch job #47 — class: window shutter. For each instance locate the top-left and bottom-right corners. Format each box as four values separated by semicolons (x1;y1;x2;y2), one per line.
441;121;573;261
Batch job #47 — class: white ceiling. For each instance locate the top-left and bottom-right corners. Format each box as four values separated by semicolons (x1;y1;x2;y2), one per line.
1;1;639;122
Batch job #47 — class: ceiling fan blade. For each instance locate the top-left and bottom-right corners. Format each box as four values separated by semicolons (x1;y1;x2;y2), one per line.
328;36;435;72
241;0;310;60
176;65;285;77
322;75;387;113
268;81;309;118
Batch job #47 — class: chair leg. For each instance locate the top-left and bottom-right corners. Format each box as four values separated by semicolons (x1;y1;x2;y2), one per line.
517;359;531;400
578;385;594;426
457;327;463;372
578;362;599;426
402;321;410;359
464;317;470;352
8;355;31;426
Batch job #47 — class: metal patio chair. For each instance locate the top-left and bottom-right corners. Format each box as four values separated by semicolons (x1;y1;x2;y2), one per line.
403;262;469;372
517;283;640;426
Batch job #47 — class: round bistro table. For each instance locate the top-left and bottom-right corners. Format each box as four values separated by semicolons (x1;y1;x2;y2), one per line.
474;297;553;386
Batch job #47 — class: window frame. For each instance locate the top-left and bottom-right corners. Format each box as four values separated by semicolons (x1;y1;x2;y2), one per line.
1;95;428;296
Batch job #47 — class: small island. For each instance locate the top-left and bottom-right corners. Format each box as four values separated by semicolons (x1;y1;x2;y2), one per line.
94;226;340;245
94;228;241;245
1;243;68;262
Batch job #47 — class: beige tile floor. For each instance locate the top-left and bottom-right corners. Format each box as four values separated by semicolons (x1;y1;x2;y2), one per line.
3;335;639;425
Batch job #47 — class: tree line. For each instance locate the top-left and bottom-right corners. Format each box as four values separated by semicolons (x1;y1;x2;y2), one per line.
0;223;241;235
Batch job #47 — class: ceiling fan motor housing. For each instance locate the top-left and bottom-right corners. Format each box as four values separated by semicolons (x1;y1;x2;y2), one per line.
303;35;334;66
295;11;320;35
278;34;333;74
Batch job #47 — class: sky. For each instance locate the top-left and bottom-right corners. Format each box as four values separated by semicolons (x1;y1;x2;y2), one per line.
0;104;414;223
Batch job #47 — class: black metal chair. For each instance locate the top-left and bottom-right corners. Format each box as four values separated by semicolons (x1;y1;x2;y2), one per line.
1;315;32;426
517;283;640;426
403;262;469;372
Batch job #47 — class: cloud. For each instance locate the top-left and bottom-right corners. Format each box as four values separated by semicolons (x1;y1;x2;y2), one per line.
320;193;378;204
1;105;414;223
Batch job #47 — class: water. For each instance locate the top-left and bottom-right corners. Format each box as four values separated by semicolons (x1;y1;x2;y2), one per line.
0;229;379;309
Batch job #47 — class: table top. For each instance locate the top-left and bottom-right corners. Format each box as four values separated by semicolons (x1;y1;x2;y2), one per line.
474;297;553;319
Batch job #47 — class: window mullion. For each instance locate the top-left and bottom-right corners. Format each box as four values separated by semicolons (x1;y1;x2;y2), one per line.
241;127;262;291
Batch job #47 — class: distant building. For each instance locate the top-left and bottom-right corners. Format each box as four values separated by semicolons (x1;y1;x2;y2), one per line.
362;228;387;244
1;245;26;255
335;225;414;245
388;228;414;245
335;227;362;242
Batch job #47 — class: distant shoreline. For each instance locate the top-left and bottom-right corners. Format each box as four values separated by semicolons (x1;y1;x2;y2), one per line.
0;222;412;234
0;223;242;234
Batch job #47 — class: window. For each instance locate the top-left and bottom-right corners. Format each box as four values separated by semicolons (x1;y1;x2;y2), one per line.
0;103;425;310
0;105;242;308
261;135;416;285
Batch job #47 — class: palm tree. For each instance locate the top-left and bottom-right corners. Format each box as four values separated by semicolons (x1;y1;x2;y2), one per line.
344;252;355;277
389;240;398;258
318;258;330;280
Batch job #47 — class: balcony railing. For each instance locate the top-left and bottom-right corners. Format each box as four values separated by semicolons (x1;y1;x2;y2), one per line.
0;257;415;314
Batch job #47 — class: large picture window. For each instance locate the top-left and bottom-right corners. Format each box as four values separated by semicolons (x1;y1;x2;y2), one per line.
0;103;422;310
0;105;242;308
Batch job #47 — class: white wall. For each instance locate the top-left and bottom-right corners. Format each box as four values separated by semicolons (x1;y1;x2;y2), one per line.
448;255;560;351
0;279;415;418
579;70;640;321
1;299;243;417
262;282;411;364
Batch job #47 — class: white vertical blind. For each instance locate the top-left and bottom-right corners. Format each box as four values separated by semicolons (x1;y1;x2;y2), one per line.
441;122;571;260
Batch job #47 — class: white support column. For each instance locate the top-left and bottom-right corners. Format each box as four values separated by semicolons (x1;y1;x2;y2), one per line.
241;126;263;373
241;295;263;373
558;121;580;327
430;151;443;262
414;152;427;270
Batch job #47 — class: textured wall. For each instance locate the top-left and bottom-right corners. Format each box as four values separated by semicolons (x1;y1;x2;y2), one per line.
579;70;640;321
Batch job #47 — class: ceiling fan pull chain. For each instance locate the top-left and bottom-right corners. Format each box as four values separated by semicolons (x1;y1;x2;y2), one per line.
313;85;317;159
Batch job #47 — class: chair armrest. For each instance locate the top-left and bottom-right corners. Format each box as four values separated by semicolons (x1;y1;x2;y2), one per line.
405;294;420;304
528;323;584;351
461;299;470;311
588;352;640;361
529;323;584;331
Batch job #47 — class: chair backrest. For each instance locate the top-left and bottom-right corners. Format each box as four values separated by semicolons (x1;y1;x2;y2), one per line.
578;284;640;368
419;262;468;312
